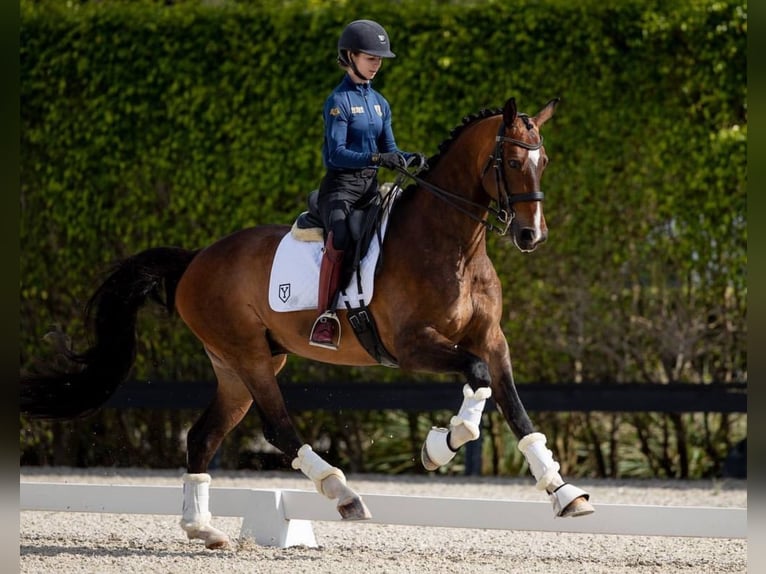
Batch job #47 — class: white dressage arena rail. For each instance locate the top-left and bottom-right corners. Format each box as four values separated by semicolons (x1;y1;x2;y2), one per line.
20;481;746;548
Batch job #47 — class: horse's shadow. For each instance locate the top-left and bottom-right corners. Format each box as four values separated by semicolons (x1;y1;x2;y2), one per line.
19;541;324;559
20;543;211;559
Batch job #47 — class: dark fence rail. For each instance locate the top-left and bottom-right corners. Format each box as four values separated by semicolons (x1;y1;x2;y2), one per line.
106;380;747;413
103;380;746;476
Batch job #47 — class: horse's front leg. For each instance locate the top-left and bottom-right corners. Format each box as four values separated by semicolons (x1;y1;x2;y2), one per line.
488;334;594;518
394;326;497;471
420;382;493;471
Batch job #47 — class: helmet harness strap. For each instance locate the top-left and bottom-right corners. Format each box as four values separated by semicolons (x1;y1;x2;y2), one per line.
346;51;370;82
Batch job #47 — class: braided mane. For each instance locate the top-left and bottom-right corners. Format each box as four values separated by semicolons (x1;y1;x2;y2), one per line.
430;107;502;170
399;107;502;197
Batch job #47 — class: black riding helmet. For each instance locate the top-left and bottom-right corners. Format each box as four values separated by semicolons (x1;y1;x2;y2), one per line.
337;20;396;73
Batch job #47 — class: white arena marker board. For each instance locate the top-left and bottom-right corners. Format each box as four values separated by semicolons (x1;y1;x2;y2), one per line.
20;482;746;548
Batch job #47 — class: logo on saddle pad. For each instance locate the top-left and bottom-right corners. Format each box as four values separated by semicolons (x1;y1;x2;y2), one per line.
278;283;291;303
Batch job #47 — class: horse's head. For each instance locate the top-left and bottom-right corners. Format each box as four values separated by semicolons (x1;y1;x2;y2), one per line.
482;97;559;252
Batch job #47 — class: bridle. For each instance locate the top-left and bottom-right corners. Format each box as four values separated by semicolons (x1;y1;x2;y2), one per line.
394;114;545;236
484;114;545;234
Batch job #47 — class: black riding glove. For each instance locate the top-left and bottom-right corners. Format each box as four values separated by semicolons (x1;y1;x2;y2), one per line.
375;152;407;170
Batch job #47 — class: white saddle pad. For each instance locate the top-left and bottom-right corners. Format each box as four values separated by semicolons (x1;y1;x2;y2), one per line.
268;188;399;312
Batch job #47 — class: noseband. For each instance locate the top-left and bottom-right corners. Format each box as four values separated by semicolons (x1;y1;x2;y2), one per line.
395;114;544;236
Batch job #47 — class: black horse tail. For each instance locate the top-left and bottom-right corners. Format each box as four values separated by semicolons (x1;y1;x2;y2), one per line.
20;246;199;420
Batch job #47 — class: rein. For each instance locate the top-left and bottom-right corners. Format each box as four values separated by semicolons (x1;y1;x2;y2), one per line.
393;167;510;235
394;116;545;236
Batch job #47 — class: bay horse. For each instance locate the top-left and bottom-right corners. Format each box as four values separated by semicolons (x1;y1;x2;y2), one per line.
21;97;594;549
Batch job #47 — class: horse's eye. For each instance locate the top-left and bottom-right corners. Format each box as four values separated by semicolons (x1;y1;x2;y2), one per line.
507;159;521;169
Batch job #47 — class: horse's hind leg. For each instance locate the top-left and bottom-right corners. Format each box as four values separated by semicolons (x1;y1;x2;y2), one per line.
289;445;371;520
232;349;371;521
180;353;258;549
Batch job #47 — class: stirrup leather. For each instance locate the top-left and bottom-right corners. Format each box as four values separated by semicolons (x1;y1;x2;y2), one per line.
309;311;341;350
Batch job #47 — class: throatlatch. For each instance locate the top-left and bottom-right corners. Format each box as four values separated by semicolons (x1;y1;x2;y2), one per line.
422;384;491;471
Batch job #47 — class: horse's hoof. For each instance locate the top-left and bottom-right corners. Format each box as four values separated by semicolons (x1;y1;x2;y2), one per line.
205;537;230;550
560;495;595;518
338;496;372;520
185;525;231;549
421;442;440;471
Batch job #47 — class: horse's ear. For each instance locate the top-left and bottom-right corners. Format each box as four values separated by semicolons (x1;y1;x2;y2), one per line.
533;97;560;128
503;97;517;126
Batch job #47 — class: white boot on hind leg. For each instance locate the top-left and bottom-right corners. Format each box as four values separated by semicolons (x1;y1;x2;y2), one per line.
422;384;491;471
180;473;231;549
292;444;371;520
517;432;594;518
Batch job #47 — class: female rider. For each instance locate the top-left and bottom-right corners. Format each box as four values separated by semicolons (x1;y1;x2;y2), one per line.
309;19;425;349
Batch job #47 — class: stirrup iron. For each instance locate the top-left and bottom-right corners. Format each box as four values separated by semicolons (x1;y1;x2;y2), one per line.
309;311;341;350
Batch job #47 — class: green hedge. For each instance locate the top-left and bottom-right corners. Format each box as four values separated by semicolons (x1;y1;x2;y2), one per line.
20;0;747;477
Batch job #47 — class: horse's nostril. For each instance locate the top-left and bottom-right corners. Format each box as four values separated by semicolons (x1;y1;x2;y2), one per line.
520;228;535;244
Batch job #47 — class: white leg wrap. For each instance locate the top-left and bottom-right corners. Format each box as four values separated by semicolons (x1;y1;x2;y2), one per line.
517;432;563;491
180;473;231;548
518;433;593;517
422;385;491;470
181;473;213;529
449;384;492;442
291;444;347;498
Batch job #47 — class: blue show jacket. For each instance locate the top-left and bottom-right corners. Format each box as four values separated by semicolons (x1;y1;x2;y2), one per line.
321;74;405;170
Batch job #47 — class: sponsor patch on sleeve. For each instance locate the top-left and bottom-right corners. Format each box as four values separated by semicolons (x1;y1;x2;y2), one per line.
329;107;341;116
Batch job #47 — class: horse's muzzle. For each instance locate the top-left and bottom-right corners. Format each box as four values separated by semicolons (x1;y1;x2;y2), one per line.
512;225;547;252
